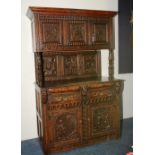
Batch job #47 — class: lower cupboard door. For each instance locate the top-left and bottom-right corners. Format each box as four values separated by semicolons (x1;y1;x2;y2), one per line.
89;104;120;141
47;107;82;151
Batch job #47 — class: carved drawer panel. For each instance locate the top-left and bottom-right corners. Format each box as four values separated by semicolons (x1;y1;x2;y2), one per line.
88;88;115;105
48;92;81;103
47;85;81;104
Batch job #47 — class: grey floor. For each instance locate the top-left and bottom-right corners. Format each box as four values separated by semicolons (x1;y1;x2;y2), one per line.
21;118;133;155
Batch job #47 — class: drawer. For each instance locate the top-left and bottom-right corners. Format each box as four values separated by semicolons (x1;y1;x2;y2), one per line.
47;85;81;104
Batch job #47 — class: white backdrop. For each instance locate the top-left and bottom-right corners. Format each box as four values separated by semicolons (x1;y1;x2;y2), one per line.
21;0;133;140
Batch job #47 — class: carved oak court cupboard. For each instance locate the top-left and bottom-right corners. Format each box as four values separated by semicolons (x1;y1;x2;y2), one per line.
27;7;124;154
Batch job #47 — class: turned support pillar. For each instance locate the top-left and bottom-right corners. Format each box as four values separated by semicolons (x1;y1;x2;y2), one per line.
108;49;114;80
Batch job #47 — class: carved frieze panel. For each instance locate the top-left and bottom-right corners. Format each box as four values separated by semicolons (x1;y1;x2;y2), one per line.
47;101;80;111
64;55;77;76
43;56;57;79
48;92;80;103
84;54;96;74
55;113;78;141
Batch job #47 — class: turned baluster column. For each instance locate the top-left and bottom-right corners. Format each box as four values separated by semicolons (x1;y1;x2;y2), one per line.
108;49;114;80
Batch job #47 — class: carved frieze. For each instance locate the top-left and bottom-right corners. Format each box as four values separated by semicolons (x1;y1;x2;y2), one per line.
47;101;80;111
48;93;80;103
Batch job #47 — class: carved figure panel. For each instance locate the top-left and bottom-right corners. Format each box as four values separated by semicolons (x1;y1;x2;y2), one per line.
64;55;77;76
70;24;84;41
93;108;112;133
68;21;87;45
55;113;78;141
43;56;57;78
84;54;96;74
43;23;60;43
40;19;63;51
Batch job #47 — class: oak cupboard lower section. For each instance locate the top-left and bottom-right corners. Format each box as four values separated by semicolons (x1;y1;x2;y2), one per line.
35;79;123;154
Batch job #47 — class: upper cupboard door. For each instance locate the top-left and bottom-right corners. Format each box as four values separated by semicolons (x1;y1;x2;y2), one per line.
64;19;88;47
89;18;111;48
38;15;63;51
35;15;113;52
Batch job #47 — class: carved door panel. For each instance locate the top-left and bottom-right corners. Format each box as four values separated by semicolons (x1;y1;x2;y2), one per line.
65;20;88;46
87;85;120;140
89;18;110;47
38;15;63;51
89;103;120;139
46;88;82;150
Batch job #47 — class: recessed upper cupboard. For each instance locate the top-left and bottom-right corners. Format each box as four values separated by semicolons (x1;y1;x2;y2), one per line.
27;7;116;52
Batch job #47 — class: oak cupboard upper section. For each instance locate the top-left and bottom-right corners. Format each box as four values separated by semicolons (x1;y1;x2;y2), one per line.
27;7;117;52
